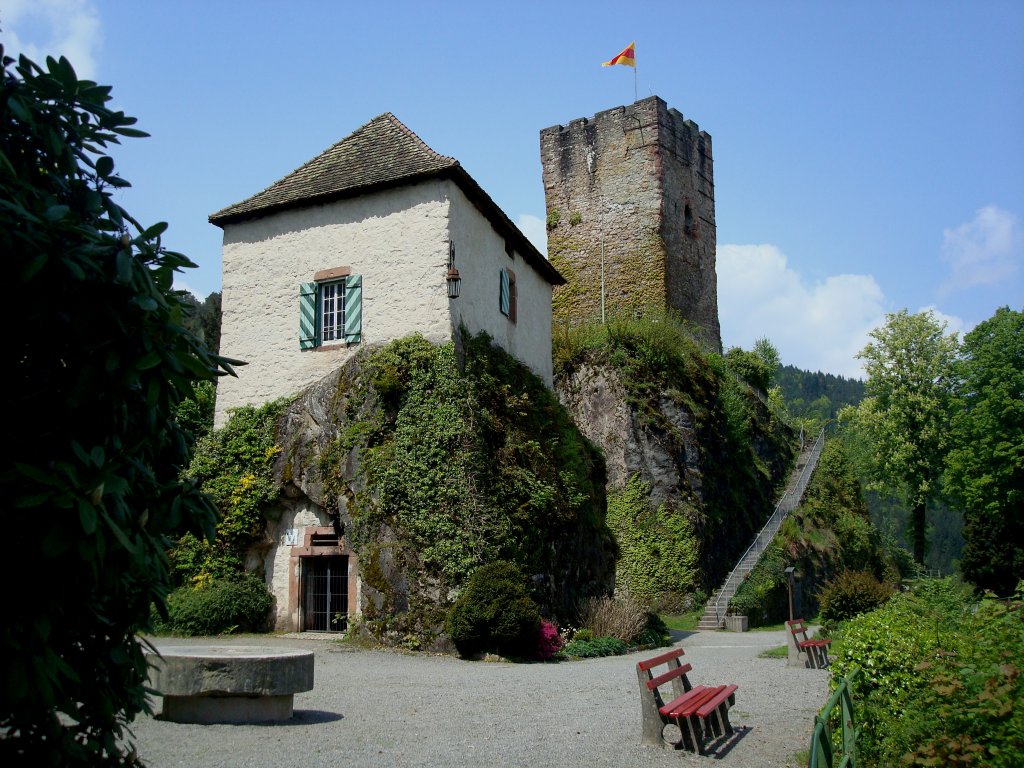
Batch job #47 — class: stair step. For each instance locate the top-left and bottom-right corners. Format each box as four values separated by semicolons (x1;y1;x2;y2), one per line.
701;429;824;624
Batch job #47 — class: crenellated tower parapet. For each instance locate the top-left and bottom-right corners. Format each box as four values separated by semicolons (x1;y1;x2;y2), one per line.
540;96;721;350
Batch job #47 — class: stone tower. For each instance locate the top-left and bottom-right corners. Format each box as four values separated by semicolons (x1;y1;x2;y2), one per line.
540;96;721;351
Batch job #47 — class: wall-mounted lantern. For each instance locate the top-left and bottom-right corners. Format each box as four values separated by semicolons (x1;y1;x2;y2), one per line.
446;241;461;299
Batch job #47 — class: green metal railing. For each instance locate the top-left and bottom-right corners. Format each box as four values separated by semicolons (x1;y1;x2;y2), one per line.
808;666;861;768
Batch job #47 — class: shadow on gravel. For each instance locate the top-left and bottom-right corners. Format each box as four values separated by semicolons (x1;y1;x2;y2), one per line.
257;710;344;726
669;630;696;642
697;723;751;759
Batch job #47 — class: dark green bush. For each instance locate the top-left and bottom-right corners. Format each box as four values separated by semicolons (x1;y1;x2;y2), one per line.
818;569;893;623
562;635;629;658
159;573;274;636
830;578;1018;765
445;561;541;658
636;613;671;647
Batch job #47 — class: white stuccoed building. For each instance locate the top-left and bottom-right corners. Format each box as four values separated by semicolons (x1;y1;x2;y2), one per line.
210;112;563;429
208;113;564;632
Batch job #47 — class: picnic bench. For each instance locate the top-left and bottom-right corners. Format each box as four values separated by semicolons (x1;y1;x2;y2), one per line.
636;648;737;754
786;618;831;669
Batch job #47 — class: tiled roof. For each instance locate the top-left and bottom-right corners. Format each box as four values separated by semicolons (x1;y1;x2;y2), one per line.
209;112;563;285
209;113;458;224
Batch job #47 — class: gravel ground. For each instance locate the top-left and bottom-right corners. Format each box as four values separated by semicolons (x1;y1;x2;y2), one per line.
130;629;828;768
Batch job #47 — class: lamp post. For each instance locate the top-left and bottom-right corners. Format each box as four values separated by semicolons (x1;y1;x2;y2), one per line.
785;566;796;622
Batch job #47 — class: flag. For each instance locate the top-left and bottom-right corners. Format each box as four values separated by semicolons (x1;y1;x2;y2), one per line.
601;41;635;68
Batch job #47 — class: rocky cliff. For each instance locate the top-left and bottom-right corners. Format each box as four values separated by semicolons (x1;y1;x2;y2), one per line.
553;317;795;606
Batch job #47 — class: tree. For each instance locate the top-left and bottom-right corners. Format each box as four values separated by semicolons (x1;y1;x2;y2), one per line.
840;310;958;564
753;336;781;372
1;50;234;764
945;307;1024;594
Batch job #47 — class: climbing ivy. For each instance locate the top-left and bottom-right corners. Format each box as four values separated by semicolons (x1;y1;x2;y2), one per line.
327;330;608;641
170;398;289;584
607;475;699;608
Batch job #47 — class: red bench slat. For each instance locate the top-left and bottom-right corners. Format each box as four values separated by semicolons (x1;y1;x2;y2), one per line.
646;662;693;691
659;685;709;716
637;648;684;672
667;685;722;718
695;684;738;718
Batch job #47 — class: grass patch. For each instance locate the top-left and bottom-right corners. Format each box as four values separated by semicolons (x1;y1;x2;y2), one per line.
786;748;810;767
660;608;702;632
758;644;788;659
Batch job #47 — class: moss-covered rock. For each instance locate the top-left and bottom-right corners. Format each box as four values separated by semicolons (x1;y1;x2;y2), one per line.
273;329;614;648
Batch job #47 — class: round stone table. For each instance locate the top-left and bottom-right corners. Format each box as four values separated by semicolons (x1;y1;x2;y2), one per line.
145;645;314;724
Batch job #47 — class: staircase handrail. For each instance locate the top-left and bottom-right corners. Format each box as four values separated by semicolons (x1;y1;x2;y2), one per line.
712;427;825;625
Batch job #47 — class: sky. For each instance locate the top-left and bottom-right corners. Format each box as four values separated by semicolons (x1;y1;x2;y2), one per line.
3;0;1022;378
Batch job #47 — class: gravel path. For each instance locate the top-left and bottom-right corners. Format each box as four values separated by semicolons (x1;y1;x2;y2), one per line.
130;629;828;767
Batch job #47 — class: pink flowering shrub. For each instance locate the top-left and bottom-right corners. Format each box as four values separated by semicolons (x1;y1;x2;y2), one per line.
536;619;564;660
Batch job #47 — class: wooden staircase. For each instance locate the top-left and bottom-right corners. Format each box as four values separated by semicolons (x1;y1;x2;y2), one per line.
697;428;826;630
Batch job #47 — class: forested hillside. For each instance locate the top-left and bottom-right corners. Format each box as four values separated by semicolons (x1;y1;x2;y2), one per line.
774;364;865;424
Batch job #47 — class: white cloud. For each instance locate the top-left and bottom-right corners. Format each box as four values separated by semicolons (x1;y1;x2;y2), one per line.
717;244;887;378
1;0;102;79
940;205;1023;294
517;213;548;256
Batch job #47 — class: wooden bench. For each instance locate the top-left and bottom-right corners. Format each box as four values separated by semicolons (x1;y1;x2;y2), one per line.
786;618;831;668
636;648;737;754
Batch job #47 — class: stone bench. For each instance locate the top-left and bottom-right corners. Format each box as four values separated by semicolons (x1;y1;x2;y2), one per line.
145;644;314;724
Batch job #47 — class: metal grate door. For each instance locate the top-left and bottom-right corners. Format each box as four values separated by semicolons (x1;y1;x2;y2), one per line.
302;556;348;632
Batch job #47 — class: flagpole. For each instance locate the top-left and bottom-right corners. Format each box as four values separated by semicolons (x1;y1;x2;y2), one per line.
633;44;637;102
601;240;606;323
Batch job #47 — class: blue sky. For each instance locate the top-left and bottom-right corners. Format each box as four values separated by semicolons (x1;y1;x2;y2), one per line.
4;0;1022;377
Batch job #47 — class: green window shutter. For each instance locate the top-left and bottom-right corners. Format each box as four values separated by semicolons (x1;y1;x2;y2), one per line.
499;268;510;316
299;282;318;349
344;274;362;344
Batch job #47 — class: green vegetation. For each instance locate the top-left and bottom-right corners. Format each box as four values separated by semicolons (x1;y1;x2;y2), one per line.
607;475;699;609
840;309;959;564
728;440;894;625
331;330;608;644
1;50;233;764
817;570;893;624
725;345;774;393
555;310;795;603
831;578;1023;766
944;307;1024;596
774;365;865;430
562;635;629;658
661;607;704;633
446;561;541;659
840;306;1022;589
758;645;788;659
155;573;274;636
172;398;289;585
560;596;669;658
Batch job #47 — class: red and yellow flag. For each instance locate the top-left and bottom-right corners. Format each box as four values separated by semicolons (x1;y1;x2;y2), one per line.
601;41;635;68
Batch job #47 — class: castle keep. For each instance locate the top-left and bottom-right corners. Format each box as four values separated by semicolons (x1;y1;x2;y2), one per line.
540;96;721;350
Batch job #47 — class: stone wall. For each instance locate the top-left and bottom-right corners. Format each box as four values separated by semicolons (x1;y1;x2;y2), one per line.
540;96;721;350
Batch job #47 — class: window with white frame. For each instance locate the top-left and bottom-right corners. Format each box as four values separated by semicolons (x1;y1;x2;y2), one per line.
320;281;345;343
